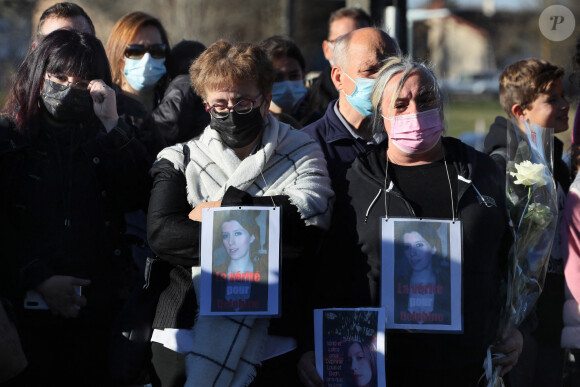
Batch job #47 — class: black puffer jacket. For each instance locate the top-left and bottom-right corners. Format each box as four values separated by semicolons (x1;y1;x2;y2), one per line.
344;137;511;377
308;66;338;116
0;116;151;327
142;74;210;156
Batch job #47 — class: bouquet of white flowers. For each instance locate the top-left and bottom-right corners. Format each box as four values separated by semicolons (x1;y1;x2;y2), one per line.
484;119;558;386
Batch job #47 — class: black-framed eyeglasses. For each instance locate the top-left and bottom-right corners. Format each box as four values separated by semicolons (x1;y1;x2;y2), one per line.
205;95;263;119
46;73;91;91
124;44;167;60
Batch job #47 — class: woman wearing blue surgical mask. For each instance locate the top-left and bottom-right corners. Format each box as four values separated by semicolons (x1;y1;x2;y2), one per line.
106;12;171;112
105;13;177;290
259;35;321;128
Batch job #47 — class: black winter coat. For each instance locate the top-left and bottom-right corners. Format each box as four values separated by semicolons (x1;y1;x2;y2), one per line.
0;116;151;327
147;161;323;343
142;74;210;157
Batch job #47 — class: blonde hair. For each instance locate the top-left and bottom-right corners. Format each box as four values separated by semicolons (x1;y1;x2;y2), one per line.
370;56;442;135
190;40;274;101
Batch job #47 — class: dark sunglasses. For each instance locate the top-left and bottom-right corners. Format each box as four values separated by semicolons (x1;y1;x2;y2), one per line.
124;44;167;60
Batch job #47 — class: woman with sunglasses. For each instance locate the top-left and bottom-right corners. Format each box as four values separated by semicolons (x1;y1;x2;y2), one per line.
106;11;171;114
105;12;175;303
146;39;333;387
106;12;210;159
0;29;150;385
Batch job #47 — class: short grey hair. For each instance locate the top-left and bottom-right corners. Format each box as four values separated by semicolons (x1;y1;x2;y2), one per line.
332;32;351;69
332;28;401;71
371;56;443;135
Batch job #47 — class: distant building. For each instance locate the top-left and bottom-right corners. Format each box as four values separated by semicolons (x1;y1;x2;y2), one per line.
0;9;32;94
426;13;495;80
410;5;496;81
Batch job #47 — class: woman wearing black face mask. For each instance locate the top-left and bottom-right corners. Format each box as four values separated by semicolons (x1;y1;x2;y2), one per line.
0;29;151;385
146;39;333;387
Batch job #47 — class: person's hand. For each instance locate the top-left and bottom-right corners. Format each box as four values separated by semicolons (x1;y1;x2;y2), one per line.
492;327;523;376
88;79;118;132
188;201;222;222
36;275;91;318
297;351;324;387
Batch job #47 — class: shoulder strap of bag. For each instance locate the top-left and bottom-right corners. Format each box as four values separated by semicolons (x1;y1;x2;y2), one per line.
182;143;191;168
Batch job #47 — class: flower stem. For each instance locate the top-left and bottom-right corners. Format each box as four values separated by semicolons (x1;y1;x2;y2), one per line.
517;187;532;231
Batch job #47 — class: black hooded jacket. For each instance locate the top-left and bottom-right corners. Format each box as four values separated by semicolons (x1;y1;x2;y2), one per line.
344;137;511;377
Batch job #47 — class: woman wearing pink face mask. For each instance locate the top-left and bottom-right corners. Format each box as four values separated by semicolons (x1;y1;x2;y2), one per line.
340;56;522;385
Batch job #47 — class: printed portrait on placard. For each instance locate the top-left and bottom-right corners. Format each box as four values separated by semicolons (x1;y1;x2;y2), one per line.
210;209;269;313
393;221;451;325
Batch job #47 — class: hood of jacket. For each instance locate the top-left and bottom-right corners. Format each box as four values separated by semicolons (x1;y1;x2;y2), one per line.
483;115;512;155
351;136;489;194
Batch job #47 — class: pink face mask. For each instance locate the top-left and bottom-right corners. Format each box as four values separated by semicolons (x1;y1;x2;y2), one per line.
383;108;444;154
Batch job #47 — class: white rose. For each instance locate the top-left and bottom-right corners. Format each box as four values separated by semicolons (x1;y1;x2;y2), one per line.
509;160;548;187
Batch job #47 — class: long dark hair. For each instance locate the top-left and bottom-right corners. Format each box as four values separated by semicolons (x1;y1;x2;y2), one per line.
3;29;112;138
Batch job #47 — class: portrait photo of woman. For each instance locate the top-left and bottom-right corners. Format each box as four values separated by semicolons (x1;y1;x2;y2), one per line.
394;221;451;325
342;339;378;387
210;209;269;313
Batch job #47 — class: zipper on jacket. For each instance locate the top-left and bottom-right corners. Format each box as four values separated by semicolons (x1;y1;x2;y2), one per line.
364;181;416;223
458;175;494;208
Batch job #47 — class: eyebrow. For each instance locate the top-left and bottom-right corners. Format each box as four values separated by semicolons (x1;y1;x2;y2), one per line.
209;96;249;105
359;61;381;73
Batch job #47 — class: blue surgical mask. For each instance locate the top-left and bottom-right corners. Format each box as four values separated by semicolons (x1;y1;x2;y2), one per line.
271;80;308;110
342;71;375;117
123;53;166;91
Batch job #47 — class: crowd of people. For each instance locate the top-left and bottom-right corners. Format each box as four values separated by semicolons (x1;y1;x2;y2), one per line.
0;2;579;387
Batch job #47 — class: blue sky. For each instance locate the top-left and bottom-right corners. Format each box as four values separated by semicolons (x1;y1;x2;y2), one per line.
409;0;540;11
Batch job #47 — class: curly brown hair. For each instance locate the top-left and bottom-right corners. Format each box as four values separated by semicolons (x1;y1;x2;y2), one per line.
189;40;274;101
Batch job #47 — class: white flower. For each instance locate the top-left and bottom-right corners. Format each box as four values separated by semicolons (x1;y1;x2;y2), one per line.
509;161;548;187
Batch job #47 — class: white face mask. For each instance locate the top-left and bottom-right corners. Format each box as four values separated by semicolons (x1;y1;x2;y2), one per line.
123;53;166;91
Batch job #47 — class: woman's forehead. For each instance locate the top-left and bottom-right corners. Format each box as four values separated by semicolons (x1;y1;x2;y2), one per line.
403;231;429;242
206;80;259;101
387;70;428;94
131;25;163;44
383;70;438;105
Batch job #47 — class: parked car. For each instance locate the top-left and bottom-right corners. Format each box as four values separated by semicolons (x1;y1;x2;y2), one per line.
441;70;500;97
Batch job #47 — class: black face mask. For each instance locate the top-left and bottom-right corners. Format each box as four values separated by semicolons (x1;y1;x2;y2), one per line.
40;79;93;122
210;108;265;149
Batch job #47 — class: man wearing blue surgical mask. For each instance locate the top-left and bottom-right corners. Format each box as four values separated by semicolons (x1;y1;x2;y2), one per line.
303;27;400;183
259;35;320;128
298;27;400;386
